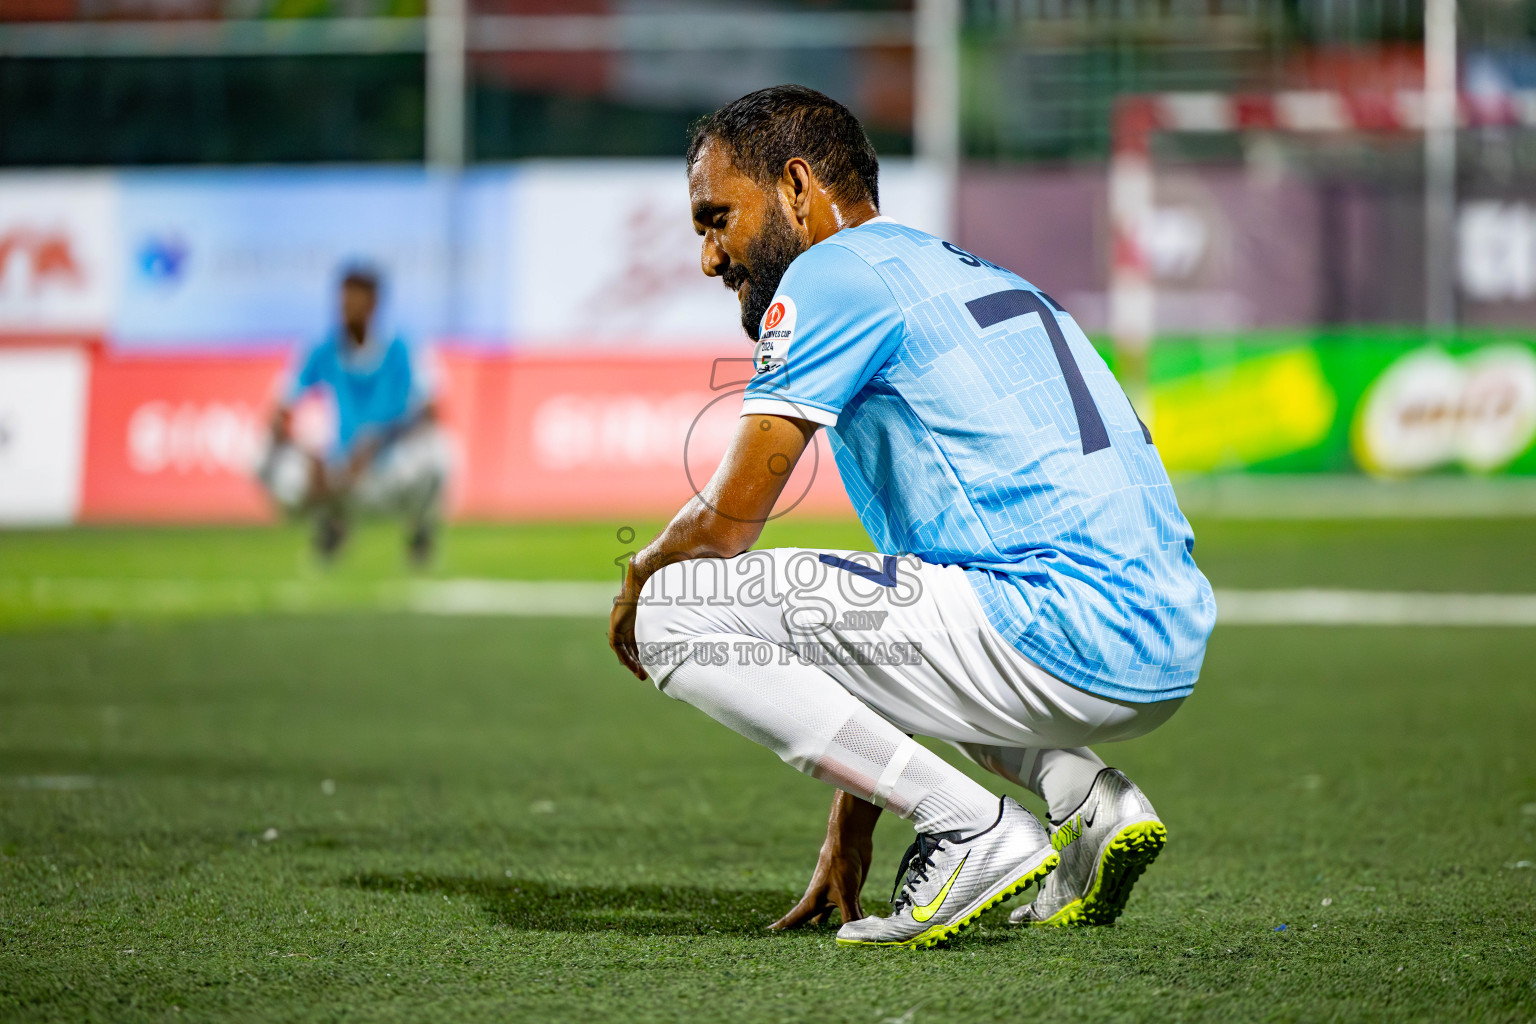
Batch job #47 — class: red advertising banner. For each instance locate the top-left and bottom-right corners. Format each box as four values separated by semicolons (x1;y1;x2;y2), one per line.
80;352;287;522
75;348;855;524
447;349;851;519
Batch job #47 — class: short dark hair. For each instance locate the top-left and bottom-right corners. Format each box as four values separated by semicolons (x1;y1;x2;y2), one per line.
687;85;879;208
339;262;382;294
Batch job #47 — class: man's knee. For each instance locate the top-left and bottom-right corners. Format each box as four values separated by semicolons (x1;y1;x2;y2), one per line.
636;555;757;652
414;430;451;486
356;430;451;517
393;430;451;492
635;549;806;653
635;560;703;648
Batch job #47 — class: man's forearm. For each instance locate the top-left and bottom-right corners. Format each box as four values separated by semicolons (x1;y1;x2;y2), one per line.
376;403;436;448
626;412;817;593
342;405;437;481
628;497;760;594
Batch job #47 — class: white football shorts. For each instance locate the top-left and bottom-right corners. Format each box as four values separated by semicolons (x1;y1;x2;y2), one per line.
634;548;1180;753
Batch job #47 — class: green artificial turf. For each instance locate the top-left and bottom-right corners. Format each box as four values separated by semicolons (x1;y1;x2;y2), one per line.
5;517;1536;631
1;521;1534;1022
0;519;873;630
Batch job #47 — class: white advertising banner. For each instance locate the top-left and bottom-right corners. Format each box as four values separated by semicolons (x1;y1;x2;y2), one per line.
0;174;119;333
0;348;90;524
506;159;951;348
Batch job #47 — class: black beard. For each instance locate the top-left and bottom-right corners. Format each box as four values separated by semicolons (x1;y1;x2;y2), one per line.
731;208;807;341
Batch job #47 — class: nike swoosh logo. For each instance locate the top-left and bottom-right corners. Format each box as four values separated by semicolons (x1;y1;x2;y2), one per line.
1082;803;1097;829
910;853;968;923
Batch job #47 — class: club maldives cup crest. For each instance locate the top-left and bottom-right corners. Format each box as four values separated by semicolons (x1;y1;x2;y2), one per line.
755;298;796;374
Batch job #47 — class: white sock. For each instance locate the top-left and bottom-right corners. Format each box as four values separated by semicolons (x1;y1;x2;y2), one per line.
1030;748;1106;823
961;744;1106;824
656;632;1000;836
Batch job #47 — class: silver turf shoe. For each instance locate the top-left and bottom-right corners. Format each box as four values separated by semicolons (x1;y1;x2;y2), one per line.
1008;767;1166;927
837;797;1058;949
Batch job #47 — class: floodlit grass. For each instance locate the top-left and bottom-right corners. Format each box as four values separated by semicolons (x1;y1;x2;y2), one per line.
0;519;873;629
1;520;1534;1022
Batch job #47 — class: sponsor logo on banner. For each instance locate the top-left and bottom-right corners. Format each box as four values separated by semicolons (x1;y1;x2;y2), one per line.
1152;347;1337;474
530;391;736;471
450;351;852;519
0;348;90;524
80;354;287;521
509;163;742;345
1460;202;1536;301
113;170;493;346
135;235;190;288
125;401;265;476
1353;345;1536;476
0;175;118;331
1;230;82;290
68;348;859;524
121;392;332;477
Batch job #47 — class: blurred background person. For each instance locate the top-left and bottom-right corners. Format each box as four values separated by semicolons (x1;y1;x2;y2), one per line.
257;264;448;566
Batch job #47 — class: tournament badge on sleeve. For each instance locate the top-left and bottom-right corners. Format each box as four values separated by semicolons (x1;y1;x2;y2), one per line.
754;297;796;375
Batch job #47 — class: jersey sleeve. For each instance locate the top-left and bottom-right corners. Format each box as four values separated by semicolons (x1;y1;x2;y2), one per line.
405;339;440;410
741;241;905;427
281;342;325;405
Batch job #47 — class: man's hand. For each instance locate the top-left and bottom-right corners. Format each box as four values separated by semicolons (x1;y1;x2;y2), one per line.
770;790;882;930
330;403;435;495
326;432;382;496
270;406;294;446
345;435;381;481
609;563;647;682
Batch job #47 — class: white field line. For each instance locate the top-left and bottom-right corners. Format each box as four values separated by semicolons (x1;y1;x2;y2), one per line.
7;775;96;790
0;577;402;613
7;578;1536;626
1213;589;1536;626
409;580;616;617
414;582;1536;627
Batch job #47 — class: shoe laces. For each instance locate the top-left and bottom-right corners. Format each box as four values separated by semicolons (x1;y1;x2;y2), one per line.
890;833;945;912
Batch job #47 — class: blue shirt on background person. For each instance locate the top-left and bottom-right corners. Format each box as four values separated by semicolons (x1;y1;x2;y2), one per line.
285;328;437;461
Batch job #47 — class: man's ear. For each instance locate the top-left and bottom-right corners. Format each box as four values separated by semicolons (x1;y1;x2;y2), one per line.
781;158;814;226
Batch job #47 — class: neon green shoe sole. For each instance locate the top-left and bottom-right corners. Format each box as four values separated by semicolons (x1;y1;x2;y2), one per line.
1034;820;1166;928
837;852;1060;950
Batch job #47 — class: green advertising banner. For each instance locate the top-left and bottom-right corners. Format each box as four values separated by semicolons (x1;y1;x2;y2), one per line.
1127;330;1536;477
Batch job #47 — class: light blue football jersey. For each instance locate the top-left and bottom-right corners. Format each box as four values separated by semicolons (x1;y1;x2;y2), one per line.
286;330;435;458
741;218;1215;703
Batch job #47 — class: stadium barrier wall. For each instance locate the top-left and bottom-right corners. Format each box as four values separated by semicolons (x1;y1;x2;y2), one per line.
10;163;1536;349
0;163;948;350
443;348;847;521
4;331;1535;525
1133;330;1536;477
0;342;854;526
5;164;1536;524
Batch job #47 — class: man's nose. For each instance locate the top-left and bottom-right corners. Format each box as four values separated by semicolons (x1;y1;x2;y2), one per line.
700;232;729;279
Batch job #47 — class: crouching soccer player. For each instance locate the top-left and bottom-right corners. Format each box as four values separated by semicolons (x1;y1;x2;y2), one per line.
608;86;1216;949
256;265;449;565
